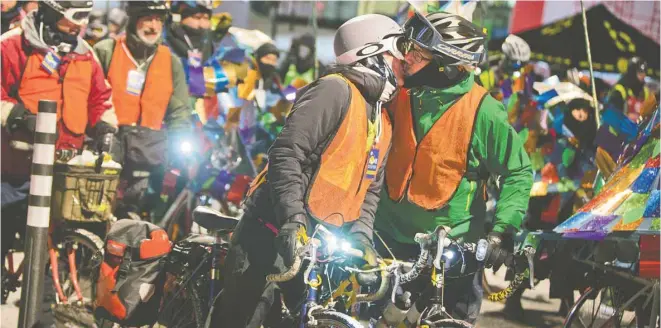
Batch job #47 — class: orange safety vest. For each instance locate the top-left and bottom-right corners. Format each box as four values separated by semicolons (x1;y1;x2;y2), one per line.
18;53;91;134
385;84;487;211
247;74;392;227
107;36;173;130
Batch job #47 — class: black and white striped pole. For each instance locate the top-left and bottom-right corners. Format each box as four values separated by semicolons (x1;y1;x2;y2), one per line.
18;100;58;328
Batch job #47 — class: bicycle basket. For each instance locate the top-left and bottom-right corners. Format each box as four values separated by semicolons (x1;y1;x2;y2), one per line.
51;164;122;223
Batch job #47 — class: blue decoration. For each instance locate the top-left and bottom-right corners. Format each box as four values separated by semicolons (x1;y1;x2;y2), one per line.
554;212;592;233
536;89;559;108
632;168;660;193
643;190;660;218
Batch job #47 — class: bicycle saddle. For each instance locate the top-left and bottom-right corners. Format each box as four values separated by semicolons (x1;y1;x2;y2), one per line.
192;206;239;232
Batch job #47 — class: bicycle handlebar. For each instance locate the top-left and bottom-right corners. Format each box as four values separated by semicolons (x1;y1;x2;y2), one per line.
266;248;304;283
356;269;390;303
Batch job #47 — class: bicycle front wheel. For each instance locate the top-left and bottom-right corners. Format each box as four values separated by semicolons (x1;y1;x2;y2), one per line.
308;311;363;328
563;285;653;328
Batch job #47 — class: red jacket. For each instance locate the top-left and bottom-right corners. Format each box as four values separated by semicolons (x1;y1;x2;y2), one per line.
1;23;113;178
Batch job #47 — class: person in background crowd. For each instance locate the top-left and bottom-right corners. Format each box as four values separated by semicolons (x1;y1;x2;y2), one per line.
278;33;326;87
607;57;657;124
478;34;532;101
107;6;128;38
375;11;532;324
597;57;658;176
212;11;233;47
166;0;217;126
94;0;192;220
210;13;405;327
84;19;109;46
1;1;116;324
166;0;215;91
1;0;38;34
89;8;104;24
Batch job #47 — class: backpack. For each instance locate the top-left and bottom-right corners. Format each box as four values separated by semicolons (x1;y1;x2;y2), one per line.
94;219;172;326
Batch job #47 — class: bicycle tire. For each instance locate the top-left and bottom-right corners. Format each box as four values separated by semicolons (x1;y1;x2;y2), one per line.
51;228;105;302
429;319;474;328
51;228;104;328
563;286;641;328
308;311;363;328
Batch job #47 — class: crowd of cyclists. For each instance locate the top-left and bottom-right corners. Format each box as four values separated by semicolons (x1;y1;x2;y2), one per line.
0;0;658;327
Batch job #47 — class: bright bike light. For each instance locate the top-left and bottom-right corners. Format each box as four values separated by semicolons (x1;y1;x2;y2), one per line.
340;241;351;252
443;250;455;260
180;141;193;154
326;235;338;253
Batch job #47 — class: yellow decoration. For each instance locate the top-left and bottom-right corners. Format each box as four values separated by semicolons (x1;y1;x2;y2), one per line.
195;98;207;125
237;69;259;100
530;181;549;197
604;21;636;54
617;57;629;73
541;18;572;36
224;107;241;130
612;217;644;231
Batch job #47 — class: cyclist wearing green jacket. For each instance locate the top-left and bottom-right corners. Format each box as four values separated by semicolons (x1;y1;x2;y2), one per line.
375;12;532;324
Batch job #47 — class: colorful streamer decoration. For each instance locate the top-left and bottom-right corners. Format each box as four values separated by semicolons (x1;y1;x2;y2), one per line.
555;110;660;238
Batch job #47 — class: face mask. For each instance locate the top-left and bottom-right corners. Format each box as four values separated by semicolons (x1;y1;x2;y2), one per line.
182;24;207;49
403;62;463;89
258;63;277;79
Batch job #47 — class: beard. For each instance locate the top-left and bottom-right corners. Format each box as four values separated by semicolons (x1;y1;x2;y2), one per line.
137;28;161;45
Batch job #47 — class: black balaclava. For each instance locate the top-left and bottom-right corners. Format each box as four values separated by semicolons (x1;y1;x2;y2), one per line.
37;4;78;52
179;5;212;50
255;43;280;80
563;98;597;148
294;33;315;74
404;60;467;89
620;61;646;98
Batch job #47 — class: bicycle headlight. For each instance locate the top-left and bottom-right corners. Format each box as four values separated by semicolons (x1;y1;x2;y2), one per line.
180;140;193;155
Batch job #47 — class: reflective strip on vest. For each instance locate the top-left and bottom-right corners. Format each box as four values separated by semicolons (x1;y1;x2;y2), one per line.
305;74;392;226
385;84;487;211
107;36;173;130
18;53;91;135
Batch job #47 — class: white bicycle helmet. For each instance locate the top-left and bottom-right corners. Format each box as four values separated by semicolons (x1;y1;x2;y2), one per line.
334;14;404;65
334;14;404;101
501;34;531;63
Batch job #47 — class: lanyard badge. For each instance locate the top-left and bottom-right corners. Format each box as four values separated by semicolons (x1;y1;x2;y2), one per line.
41;51;61;75
126;69;146;96
365;146;380;180
188;49;202;68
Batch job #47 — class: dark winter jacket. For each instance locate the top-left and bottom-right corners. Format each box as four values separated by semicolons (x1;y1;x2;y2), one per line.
243;66;390;240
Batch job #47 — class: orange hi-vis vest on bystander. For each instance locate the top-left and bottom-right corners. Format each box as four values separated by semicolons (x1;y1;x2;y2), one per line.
18;53;92;134
247;74;392;227
107;36;173;130
386;84;487;211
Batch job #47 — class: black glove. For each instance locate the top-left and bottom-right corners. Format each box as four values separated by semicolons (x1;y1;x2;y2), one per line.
275;215;307;267
352;233;380;286
6;104;36;135
484;232;510;272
